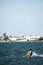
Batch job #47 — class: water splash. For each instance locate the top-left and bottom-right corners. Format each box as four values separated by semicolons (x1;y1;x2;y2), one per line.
32;52;38;56
32;52;43;57
27;51;43;58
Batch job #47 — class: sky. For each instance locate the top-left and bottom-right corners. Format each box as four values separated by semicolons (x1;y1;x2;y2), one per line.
0;0;43;36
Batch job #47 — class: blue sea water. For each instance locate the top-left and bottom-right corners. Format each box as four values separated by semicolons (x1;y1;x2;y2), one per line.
0;42;43;65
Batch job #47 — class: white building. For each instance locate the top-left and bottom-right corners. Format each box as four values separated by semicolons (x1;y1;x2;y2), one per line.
9;36;17;41
26;36;40;41
9;36;26;42
9;35;40;42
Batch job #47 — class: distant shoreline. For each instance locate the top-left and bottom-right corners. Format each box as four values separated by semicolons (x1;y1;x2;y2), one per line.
0;33;43;43
0;40;43;43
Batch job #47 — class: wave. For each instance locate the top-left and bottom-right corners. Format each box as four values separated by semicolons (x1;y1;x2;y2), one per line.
27;51;43;58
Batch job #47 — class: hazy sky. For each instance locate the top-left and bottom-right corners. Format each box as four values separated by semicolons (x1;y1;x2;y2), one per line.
0;0;43;36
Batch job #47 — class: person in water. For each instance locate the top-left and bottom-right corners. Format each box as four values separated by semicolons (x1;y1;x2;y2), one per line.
23;48;33;58
27;48;33;56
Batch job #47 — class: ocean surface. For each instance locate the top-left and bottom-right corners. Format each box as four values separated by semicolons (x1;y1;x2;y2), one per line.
0;42;43;65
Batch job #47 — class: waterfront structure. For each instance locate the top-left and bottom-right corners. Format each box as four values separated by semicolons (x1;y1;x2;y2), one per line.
26;36;40;41
0;34;43;42
9;36;26;42
9;36;16;42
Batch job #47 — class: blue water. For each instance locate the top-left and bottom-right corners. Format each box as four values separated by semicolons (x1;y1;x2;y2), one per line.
0;42;43;65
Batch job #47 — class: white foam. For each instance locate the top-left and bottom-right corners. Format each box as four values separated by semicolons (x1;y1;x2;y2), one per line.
38;55;43;57
32;52;38;56
27;51;43;58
